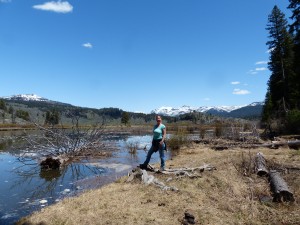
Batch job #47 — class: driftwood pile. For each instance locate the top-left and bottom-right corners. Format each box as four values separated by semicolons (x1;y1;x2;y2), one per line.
255;152;295;202
207;138;300;150
127;164;216;191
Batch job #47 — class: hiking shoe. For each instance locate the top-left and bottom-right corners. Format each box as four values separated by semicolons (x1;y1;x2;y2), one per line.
160;167;165;171
139;164;147;170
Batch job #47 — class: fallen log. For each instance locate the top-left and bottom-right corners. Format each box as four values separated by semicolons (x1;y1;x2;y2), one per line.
269;170;295;202
127;168;178;191
260;140;300;149
255;152;269;176
161;164;216;175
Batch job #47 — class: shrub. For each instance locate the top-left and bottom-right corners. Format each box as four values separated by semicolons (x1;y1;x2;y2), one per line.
166;130;189;150
215;122;224;138
16;109;30;121
286;109;300;134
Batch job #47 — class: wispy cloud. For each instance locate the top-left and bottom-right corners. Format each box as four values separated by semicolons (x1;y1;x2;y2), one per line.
0;0;11;3
33;1;73;13
247;67;268;74
82;43;93;48
231;81;240;85
255;67;267;71
255;61;268;65
248;70;258;75
232;89;250;95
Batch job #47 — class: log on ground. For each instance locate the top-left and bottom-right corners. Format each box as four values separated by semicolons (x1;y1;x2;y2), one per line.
255;152;269;176
269;170;295;202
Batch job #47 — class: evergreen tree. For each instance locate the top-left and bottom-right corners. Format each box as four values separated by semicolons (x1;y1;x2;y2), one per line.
8;106;16;124
121;112;130;126
262;90;273;123
44;109;60;125
16;109;30;121
265;6;296;117
0;99;7;111
288;0;300;108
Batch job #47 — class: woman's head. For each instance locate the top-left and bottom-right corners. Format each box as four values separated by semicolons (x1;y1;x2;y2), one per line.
156;115;162;124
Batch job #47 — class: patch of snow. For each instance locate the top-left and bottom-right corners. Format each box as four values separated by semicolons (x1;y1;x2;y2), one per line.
3;94;50;102
39;199;48;204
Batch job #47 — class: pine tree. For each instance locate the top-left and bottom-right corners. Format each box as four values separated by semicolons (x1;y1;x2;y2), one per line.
121;112;130;126
0;99;7;111
262;90;273;123
265;6;295;117
288;0;300;108
44;109;60;125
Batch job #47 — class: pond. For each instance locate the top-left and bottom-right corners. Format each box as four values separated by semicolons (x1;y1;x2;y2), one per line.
0;132;171;225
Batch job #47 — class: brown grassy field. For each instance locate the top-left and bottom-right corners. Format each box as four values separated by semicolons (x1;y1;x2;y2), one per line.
17;143;300;225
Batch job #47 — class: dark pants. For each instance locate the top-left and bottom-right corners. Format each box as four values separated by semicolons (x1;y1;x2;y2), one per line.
143;140;166;169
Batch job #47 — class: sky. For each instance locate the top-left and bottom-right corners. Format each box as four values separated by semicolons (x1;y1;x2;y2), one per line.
0;0;292;113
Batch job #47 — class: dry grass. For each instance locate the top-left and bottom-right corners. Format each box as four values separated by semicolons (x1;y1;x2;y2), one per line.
17;144;300;225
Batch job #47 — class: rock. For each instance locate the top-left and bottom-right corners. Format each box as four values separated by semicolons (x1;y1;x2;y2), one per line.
183;209;196;224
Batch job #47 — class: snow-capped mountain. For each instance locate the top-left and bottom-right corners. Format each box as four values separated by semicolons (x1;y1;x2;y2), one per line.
152;105;244;116
2;94;264;119
151;102;264;118
2;94;72;106
3;94;50;102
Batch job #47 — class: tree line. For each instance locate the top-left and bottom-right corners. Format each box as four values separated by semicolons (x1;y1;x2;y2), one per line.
262;0;300;134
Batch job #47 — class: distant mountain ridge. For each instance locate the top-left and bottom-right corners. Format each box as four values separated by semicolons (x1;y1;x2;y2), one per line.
152;102;264;118
3;94;50;102
3;94;71;106
1;94;264;119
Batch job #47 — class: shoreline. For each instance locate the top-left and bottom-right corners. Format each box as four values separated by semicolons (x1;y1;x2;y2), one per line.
16;143;300;225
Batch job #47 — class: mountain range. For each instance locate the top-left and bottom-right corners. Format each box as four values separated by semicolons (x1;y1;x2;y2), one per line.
2;94;264;119
151;102;264;118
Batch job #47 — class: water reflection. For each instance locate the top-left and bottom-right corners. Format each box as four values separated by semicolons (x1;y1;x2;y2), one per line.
0;132;171;224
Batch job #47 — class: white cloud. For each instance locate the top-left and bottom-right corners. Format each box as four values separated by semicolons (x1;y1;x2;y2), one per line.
82;43;93;48
255;61;268;65
0;0;11;3
232;89;250;95
203;98;210;101
33;1;73;13
231;81;240;85
248;70;258;75
255;67;267;71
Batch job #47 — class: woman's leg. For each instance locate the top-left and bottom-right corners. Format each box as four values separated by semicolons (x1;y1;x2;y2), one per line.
143;145;155;166
158;143;166;170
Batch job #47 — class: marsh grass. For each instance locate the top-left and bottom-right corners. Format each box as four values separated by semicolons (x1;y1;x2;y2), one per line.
18;145;300;225
166;129;190;151
126;141;139;154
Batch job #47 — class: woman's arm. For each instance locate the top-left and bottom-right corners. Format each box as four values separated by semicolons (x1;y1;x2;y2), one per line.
160;127;166;144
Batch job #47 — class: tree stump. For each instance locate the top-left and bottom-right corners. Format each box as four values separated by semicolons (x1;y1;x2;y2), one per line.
40;157;61;170
255;152;269;176
269;170;295;202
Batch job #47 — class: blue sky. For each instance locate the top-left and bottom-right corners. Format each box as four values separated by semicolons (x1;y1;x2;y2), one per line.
0;0;292;113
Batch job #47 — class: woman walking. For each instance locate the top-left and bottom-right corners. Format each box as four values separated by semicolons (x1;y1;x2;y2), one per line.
140;115;167;171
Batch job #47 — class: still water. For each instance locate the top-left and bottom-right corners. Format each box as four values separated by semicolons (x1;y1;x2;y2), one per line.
0;133;171;225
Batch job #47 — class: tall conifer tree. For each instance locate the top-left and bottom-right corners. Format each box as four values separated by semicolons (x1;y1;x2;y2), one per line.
264;6;295;120
288;0;300;108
